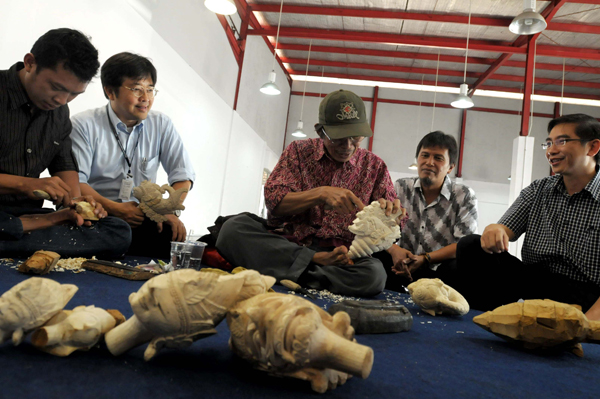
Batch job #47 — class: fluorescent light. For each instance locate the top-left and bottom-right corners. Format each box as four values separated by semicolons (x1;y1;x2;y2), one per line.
204;0;236;15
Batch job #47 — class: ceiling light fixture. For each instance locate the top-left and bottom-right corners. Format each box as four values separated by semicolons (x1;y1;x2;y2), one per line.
409;75;424;171
451;0;474;109
560;58;565;116
204;0;236;15
291;40;313;138
408;161;418;171
260;0;284;95
431;50;440;132
509;0;547;35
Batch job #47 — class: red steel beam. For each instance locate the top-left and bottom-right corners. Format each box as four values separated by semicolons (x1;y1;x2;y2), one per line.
216;14;241;65
278;43;600;75
233;1;251;111
247;28;522;54
520;39;537;136
283;57;600;90
290;69;600;101
250;4;600;35
369;86;379;152
457;110;467;178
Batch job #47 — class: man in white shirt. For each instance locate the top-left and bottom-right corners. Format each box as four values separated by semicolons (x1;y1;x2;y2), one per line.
71;52;195;258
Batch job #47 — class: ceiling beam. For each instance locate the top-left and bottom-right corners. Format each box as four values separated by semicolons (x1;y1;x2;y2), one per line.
289;69;600;101
250;4;600;35
278;43;600;75
247;28;523;54
282;57;600;90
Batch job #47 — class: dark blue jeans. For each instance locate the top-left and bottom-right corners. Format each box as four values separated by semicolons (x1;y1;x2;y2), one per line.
0;207;131;259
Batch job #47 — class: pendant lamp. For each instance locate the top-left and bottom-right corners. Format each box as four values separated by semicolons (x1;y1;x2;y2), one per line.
451;0;474;109
291;40;313;138
204;0;236;15
260;0;284;95
509;0;547;35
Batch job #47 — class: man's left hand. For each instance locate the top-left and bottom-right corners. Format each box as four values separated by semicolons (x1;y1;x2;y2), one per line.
72;196;107;226
158;214;187;242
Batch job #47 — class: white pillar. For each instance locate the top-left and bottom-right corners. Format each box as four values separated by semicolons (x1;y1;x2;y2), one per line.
508;135;535;258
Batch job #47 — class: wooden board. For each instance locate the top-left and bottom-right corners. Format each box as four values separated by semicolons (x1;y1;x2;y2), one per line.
82;260;157;281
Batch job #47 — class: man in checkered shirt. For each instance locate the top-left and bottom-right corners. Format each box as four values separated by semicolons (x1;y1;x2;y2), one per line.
456;114;600;318
378;132;477;291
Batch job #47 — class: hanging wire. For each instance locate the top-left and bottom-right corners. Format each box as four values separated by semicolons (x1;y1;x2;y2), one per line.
318;65;325;98
529;40;537;135
270;0;285;72
560;58;565;116
417;74;424;135
299;40;312;121
463;0;472;83
431;50;440;132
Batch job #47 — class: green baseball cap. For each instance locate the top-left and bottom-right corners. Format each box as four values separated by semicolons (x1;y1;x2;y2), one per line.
318;89;373;139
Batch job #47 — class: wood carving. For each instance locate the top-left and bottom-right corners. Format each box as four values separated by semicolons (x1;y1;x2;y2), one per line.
407;278;469;316
104;269;275;360
31;305;125;356
18;250;60;275
347;201;403;259
227;293;374;393
473;299;600;357
75;201;99;221
132;180;188;223
0;277;78;346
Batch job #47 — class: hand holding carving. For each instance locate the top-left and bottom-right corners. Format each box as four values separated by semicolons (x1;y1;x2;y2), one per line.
347;201;402;259
132;180;188;223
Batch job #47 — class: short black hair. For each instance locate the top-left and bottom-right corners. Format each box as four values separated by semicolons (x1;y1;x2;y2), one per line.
101;52;157;99
415;131;458;165
548;114;600;163
30;28;99;83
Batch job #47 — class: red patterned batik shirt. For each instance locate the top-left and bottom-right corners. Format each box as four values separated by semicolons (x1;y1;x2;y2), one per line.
265;138;399;247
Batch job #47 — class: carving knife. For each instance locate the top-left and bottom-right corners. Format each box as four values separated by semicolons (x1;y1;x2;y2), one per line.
280;279;316;300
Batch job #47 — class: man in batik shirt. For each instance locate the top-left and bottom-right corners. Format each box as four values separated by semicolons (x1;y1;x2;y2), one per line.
216;90;405;297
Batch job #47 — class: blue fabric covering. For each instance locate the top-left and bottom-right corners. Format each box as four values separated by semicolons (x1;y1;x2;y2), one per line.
1;258;599;399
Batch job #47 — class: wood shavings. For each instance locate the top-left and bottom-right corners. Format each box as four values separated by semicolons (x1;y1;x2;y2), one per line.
54;256;97;273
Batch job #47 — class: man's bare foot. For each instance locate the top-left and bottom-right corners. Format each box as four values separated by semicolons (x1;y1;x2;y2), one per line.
312;246;353;266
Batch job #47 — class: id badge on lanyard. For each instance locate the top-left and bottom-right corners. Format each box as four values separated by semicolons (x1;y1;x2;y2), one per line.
118;174;134;201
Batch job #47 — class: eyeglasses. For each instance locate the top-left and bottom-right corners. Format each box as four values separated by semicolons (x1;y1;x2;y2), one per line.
541;138;587;150
320;128;363;145
123;85;159;98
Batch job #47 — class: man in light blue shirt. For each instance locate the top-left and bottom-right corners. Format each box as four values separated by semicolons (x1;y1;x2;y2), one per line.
71;52;195;258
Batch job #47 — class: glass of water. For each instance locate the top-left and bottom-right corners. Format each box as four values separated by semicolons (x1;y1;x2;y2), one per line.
170;242;193;270
188;241;207;270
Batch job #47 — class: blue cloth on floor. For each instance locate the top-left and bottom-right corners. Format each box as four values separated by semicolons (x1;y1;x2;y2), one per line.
0;257;599;399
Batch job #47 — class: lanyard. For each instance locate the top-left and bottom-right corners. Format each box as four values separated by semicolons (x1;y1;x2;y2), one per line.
106;105;141;178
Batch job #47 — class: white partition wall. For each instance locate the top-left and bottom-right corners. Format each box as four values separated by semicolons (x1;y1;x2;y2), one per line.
1;0;290;235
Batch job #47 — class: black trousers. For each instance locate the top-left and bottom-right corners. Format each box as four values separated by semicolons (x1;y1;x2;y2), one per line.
215;214;387;297
454;234;600;312
126;217;174;259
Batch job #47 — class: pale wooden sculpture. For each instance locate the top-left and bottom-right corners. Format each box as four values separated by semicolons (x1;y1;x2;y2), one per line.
473;299;600;357
407;278;469;316
132;180;188;223
347;201;403;259
31;305;125;356
32;190;98;221
0;277;78;345
105;269;275;361
75;201;99;221
18;250;61;275
227;293;374;393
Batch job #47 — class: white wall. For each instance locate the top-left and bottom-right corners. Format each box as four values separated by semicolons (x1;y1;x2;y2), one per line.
2;0;290;236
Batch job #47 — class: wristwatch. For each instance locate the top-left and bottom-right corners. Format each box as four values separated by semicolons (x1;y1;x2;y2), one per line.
419;253;432;265
173;210;181;217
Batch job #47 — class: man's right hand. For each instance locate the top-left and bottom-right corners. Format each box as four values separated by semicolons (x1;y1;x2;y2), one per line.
21;176;73;208
480;224;513;254
111;201;145;227
319;187;365;214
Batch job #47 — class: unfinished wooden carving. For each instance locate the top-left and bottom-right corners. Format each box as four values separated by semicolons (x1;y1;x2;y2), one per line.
347;201;403;259
132;180;188;223
407;278;469;316
31;305;125;356
18;250;60;275
473;299;600;357
227;293;374;393
75;201;99;221
0;277;78;346
104;269;275;360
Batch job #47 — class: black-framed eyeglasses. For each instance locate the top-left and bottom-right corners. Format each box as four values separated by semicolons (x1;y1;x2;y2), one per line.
123;85;159;98
320;127;363;145
541;138;588;150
